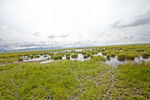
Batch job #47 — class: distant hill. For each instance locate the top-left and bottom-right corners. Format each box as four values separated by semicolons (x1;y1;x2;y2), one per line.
0;43;149;53
0;48;6;53
0;47;65;53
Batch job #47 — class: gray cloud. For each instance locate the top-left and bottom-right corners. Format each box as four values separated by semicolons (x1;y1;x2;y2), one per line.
0;38;2;41
48;34;69;39
112;10;150;28
48;35;56;39
0;41;50;50
139;32;150;41
109;31;150;44
59;34;69;38
0;24;8;31
32;32;40;37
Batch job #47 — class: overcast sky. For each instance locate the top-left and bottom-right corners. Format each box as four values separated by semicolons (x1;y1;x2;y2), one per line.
0;0;150;50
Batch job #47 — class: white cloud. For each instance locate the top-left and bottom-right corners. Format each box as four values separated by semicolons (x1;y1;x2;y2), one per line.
0;0;150;50
0;24;8;31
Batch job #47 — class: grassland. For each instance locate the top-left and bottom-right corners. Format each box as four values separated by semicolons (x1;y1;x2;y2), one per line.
113;62;150;99
0;44;150;99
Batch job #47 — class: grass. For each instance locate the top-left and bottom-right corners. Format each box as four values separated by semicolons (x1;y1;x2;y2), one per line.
83;53;91;58
0;57;111;99
66;55;70;59
92;56;106;61
51;54;62;60
0;44;150;99
65;53;71;59
18;58;23;62
71;54;78;58
102;51;108;56
91;51;98;55
106;54;110;59
141;52;150;58
126;54;136;60
113;62;150;99
110;53;116;57
117;53;127;60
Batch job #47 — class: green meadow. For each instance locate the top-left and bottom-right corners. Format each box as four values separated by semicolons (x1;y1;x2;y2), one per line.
0;44;150;100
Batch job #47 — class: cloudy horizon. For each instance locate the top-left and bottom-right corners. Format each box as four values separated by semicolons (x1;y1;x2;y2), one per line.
0;0;150;50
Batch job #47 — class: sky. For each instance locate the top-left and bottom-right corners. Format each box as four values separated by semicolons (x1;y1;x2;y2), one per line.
0;0;150;50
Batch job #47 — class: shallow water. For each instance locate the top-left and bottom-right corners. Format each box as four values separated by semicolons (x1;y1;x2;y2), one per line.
40;60;53;64
94;52;150;67
40;53;91;64
22;51;150;67
62;55;67;60
70;53;91;61
23;55;51;62
61;53;91;61
104;56;128;67
104;55;150;67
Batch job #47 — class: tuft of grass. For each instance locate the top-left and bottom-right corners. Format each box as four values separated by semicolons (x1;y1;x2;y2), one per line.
34;55;40;58
102;51;107;56
136;49;145;52
66;55;70;59
91;51;98;55
92;56;106;61
141;52;150;58
126;54;136;60
71;54;78;58
106;54;110;59
83;53;91;58
117;53;126;60
18;58;23;62
110;53;115;57
51;55;62;60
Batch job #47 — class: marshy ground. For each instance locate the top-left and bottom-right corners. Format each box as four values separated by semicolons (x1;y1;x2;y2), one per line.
0;44;150;99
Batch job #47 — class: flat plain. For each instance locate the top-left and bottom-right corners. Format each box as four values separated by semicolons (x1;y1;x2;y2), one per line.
0;44;150;100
